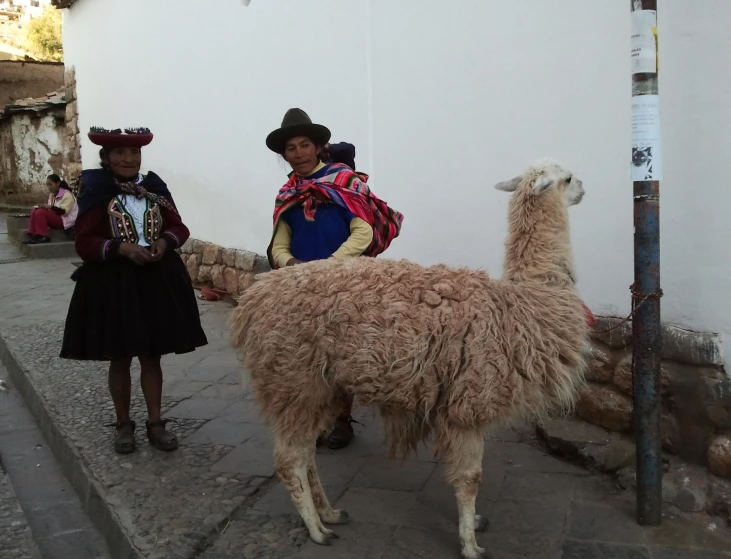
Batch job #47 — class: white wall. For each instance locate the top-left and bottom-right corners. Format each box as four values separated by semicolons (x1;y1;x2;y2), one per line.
62;0;731;365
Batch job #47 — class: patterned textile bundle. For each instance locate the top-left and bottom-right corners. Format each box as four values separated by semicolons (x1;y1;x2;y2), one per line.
270;163;404;265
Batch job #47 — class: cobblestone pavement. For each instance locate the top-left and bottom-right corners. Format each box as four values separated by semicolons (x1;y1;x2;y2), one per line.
1;214;730;558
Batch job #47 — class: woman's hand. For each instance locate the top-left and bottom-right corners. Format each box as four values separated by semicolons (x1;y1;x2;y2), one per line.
119;242;152;266
149;238;168;262
286;258;304;266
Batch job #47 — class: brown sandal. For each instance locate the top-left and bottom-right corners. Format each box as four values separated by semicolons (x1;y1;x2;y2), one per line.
113;420;136;454
146;419;178;451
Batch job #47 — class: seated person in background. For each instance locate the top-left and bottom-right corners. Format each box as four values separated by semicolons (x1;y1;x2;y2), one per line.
25;174;78;244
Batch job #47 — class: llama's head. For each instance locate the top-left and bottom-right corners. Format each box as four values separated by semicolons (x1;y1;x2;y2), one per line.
494;158;584;207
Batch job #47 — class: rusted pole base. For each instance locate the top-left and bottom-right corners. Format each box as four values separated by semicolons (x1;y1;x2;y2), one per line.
633;180;662;526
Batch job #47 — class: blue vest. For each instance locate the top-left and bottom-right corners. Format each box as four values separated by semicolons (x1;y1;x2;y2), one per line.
283;203;354;262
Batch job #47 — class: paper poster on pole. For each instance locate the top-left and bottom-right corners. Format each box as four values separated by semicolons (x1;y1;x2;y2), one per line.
632;95;662;181
631;10;657;74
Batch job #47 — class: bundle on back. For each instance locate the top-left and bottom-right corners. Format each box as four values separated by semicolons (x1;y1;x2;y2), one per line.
230;158;589;559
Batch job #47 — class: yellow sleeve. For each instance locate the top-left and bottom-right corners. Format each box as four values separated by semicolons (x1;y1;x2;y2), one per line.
271;221;295;268
56;191;75;216
332;217;374;259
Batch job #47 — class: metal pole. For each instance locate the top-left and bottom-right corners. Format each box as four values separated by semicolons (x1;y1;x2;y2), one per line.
630;0;662;526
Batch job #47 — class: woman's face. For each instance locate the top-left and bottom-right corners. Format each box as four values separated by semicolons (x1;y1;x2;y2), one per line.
284;136;320;176
46;179;60;194
104;147;142;179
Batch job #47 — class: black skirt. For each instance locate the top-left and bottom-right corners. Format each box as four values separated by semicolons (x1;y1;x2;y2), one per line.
61;250;208;361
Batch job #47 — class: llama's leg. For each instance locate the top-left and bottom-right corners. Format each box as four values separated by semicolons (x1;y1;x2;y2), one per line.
306;445;349;525
445;430;488;559
274;434;338;545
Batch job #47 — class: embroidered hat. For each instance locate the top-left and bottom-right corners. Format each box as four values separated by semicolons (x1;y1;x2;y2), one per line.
88;127;154;148
265;109;331;155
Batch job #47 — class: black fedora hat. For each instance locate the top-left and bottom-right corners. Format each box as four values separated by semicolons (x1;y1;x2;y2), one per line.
266;108;331;154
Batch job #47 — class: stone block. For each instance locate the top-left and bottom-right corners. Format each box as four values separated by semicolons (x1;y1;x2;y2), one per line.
708;434;731;479
234;249;257;271
662;463;711;512
602;438;636;472
238;272;255;294
708;475;731;519
178;253;189;267
662;325;724;367
201;243;222;265
65;101;77;123
198;265;212;283
536;418;610;462
576;384;632;432
253;255;272;274
590;317;632;349
705;378;731;429
612;355;670;396
189;239;204;254
186;254;201;283
223;266;239;296
181;239;194;254
661;413;682;454
211;264;226;290
221;248;236;267
585;343;616;383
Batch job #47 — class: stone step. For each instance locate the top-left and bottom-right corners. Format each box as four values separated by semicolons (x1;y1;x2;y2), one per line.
22;241;77;259
6;213;30;241
20;228;74;243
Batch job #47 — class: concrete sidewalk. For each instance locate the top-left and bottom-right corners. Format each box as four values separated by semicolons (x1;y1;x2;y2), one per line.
0;217;730;559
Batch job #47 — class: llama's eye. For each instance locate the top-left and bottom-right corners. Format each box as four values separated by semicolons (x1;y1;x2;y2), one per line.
566;176;572;184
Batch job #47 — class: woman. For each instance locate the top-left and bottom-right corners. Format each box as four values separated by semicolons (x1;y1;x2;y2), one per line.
266;108;404;449
60;126;208;455
25;174;78;244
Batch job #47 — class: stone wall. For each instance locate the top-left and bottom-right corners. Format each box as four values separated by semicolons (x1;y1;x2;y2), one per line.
579;317;730;478
179;239;271;298
0;61;64;108
61;67;81;182
0;106;65;203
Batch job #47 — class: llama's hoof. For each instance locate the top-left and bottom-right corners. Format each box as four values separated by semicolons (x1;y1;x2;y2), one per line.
475;514;490;532
461;545;490;559
322;527;339;540
323;509;350;525
310;533;332;546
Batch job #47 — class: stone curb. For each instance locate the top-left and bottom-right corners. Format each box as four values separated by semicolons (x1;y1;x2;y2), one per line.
0;458;43;559
0;334;142;559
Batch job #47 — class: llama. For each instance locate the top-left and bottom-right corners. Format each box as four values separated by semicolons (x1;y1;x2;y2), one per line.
230;158;588;559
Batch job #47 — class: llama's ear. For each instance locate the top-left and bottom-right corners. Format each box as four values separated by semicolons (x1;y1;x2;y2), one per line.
532;175;554;195
494;176;522;192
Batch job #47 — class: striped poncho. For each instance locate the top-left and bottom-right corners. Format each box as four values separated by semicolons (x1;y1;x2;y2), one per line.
267;163;404;269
